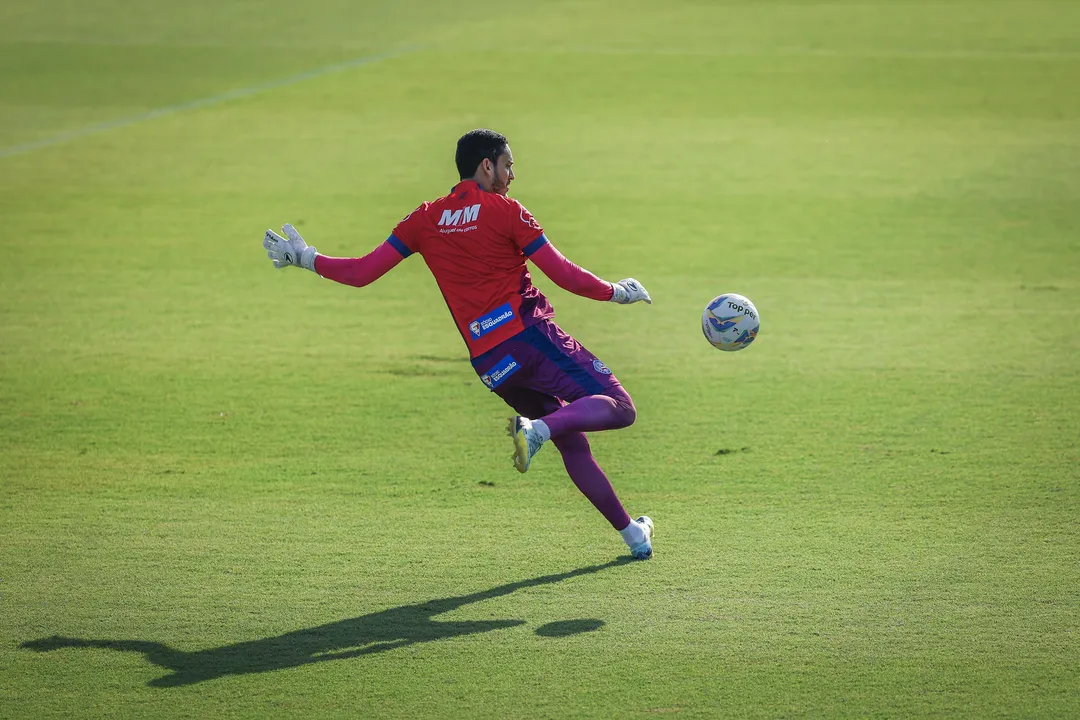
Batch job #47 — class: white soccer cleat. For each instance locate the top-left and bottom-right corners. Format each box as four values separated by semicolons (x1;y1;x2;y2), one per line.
508;416;544;473
629;515;654;560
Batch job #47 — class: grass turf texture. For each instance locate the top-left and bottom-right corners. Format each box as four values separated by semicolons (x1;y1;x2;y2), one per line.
2;0;1079;717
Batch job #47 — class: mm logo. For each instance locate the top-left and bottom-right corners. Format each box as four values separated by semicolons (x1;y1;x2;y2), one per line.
439;204;481;227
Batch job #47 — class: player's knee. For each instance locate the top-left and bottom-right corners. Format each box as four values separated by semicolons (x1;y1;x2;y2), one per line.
608;388;637;428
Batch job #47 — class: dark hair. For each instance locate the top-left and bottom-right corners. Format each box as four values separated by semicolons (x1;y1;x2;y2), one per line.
456;129;508;179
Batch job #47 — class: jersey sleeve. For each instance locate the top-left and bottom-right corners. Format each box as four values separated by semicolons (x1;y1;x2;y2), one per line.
507;199;548;257
528;242;615;301
388;203;427;257
313;241;405;288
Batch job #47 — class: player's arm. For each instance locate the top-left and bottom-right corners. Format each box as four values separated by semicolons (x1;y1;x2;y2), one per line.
262;224;406;287
508;199;650;304
528;241;652;305
312;242;404;287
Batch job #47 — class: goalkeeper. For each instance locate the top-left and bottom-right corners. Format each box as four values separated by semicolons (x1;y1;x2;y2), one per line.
262;129;654;560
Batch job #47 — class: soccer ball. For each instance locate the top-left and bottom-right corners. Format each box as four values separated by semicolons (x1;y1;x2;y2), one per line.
702;293;759;351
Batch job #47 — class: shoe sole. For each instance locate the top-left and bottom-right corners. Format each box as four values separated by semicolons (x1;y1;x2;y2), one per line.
507;417;529;473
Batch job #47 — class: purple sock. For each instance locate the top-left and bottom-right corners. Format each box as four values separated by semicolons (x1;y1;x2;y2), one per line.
541;387;636;438
553;433;632;530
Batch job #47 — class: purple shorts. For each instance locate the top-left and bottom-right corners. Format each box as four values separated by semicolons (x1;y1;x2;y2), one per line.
471;320;622;417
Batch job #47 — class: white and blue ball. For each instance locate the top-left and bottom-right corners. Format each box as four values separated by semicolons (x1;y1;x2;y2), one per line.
702;293;759;352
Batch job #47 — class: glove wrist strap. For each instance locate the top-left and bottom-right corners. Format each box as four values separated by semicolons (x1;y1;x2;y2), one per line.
300;246;319;272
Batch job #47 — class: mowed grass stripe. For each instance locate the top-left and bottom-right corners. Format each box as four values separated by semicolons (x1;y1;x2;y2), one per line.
0;45;421;160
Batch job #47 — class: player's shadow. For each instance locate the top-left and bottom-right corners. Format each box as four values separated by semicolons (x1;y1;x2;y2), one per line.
21;558;630;688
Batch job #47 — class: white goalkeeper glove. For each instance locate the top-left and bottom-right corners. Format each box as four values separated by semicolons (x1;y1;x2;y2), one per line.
263;224;318;271
609;278;652;305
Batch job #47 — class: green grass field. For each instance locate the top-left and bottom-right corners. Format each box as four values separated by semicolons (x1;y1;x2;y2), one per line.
2;1;1079;717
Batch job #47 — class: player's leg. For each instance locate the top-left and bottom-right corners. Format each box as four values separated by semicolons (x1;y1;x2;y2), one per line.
515;322;653;558
510;386;637;470
537;383;636;438
552;431;653;559
497;387;626;524
498;386;652;559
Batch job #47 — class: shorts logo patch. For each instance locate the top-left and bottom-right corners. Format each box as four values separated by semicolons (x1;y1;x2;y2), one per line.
592;359;612;375
469;303;515;339
481;355;520;390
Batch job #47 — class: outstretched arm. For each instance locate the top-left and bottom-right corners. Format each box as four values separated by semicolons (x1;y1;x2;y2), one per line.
263;225;404;288
313;241;404;288
529;242;651;304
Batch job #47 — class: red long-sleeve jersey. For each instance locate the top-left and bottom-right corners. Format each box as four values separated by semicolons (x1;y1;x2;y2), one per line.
313;180;614;357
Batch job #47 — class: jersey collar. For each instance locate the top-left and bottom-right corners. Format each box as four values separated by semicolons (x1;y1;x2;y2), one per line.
450;180;486;195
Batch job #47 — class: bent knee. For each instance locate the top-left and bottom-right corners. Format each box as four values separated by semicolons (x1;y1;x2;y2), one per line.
609;387;637;428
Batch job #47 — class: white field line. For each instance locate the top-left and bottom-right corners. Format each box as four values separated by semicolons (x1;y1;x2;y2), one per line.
0;45;421;161
561;45;1080;60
